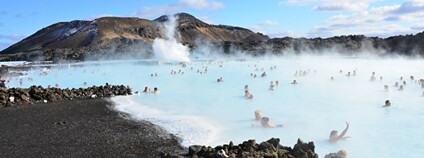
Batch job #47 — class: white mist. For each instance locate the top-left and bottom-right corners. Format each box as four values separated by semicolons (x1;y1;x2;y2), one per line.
153;15;190;63
4;56;424;158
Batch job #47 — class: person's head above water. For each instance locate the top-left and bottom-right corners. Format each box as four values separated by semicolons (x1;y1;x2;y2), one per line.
260;117;270;126
384;100;391;107
330;130;338;137
329;122;350;143
254;110;262;121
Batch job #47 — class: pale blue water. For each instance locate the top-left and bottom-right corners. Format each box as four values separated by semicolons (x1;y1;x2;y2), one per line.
4;56;424;157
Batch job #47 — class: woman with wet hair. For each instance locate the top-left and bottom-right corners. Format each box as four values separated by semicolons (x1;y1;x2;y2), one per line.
329;122;350;143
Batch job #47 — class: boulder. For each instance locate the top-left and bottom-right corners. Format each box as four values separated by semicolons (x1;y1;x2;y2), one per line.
324;150;347;158
292;138;318;158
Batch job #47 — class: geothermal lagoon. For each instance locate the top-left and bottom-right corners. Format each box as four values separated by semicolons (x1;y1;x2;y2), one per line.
4;55;424;157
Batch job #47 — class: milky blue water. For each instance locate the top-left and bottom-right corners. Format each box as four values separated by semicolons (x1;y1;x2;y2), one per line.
3;56;424;157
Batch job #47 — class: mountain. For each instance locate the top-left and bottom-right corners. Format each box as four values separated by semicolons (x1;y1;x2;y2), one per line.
0;13;423;61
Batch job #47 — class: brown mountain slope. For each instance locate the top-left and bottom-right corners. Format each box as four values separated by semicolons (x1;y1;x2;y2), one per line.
0;13;423;61
0;13;268;61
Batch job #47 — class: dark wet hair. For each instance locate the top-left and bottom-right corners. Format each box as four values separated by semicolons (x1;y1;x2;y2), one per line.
262;117;269;122
330;130;338;136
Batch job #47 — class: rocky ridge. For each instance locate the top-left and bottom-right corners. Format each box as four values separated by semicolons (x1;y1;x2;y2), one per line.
2;13;423;61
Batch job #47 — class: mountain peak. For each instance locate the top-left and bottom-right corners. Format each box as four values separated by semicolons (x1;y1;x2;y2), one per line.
153;12;208;27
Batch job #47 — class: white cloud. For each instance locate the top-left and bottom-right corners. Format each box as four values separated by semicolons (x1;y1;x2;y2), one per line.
134;0;224;19
248;20;280;35
392;0;424;14
263;20;279;26
280;0;318;6
280;0;377;11
134;5;183;19
411;23;424;30
0;34;25;50
180;0;224;10
268;30;297;38
198;15;214;24
306;1;424;38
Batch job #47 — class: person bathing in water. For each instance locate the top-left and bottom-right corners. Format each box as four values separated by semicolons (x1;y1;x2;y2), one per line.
244;90;253;99
260;117;284;128
254;110;263;121
383;100;391;107
253;110;283;128
329;122;350;143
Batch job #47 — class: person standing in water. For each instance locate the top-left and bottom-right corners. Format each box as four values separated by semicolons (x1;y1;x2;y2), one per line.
329;122;350;143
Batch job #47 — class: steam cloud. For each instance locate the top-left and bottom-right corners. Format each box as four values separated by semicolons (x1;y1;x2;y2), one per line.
153;15;191;62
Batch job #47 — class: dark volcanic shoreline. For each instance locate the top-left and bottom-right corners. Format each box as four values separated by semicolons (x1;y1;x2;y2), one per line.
0;98;185;158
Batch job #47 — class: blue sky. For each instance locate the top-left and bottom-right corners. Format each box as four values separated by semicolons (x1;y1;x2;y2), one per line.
1;0;424;50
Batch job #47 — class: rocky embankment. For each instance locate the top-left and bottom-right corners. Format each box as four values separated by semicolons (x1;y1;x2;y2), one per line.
0;84;132;107
163;138;319;158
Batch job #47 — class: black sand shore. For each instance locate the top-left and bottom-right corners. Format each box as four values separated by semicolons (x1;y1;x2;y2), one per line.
0;98;185;158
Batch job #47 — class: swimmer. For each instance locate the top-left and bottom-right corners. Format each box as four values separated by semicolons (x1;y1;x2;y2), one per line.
399;85;404;90
153;87;160;94
403;81;407;85
244;90;253;99
217;77;223;82
329;122;350;143
244;85;249;90
346;72;351;77
260;117;283;128
394;82;399;87
143;86;149;93
269;84;275;91
384;85;389;91
383;100;391;107
370;75;376;81
331;76;334;80
291;80;298;84
275;80;279;87
254;110;262;121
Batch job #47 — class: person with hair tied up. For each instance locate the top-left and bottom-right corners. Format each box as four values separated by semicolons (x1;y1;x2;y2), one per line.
329;122;350;143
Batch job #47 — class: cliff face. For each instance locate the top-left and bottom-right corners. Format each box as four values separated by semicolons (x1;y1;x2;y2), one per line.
0;13;423;61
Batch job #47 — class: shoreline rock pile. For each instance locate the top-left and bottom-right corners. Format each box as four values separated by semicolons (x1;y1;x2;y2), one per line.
163;138;318;158
0;83;132;107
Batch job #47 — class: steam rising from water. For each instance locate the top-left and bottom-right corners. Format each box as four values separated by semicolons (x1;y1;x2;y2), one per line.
3;54;424;157
153;15;190;62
